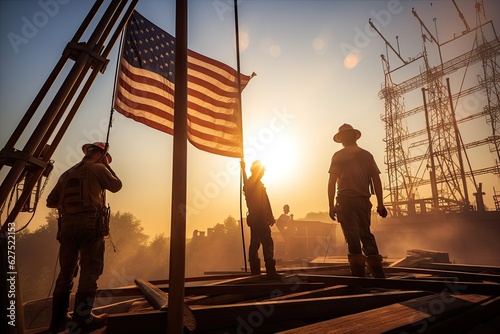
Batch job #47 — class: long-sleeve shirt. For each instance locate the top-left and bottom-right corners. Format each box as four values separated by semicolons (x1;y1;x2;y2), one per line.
47;157;122;214
243;175;274;225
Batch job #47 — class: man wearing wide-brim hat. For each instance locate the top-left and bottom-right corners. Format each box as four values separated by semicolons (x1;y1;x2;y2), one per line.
46;141;122;333
328;124;387;279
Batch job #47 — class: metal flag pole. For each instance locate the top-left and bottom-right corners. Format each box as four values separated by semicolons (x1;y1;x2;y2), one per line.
234;0;248;273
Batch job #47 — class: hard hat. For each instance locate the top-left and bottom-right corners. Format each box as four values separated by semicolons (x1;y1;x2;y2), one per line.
82;142;112;163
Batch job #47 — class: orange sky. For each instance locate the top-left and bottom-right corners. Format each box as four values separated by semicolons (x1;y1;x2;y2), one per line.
1;0;499;239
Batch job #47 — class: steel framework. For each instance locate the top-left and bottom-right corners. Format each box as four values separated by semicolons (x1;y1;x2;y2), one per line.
372;1;500;216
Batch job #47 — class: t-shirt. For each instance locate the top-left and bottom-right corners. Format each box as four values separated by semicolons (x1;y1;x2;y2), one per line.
329;146;380;198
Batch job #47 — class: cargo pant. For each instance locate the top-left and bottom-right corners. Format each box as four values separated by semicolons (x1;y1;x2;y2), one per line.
248;223;275;264
336;195;380;256
53;212;104;294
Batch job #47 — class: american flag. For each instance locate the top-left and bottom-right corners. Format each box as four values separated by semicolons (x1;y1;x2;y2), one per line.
114;11;253;158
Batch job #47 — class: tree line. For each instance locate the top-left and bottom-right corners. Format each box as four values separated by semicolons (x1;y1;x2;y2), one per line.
16;211;245;303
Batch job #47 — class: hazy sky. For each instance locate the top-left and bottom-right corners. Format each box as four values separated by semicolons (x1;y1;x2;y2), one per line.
1;0;499;239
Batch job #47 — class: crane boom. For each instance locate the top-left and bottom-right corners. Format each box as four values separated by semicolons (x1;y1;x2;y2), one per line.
0;2;137;333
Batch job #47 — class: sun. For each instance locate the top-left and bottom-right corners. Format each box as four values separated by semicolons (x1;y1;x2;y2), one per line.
253;136;297;183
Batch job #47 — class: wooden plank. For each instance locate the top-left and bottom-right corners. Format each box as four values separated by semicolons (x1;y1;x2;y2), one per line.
297;274;500;295
23;296;142;330
276;294;494;333
417;262;500;275
389;256;433;267
106;290;429;333
187;291;429;332
407;249;451;262
266;285;363;301
386;266;500;283
148;273;249;285
133;279;196;332
107;310;169;334
135;279;169;310
100;281;325;298
424;295;500;333
185;293;252;306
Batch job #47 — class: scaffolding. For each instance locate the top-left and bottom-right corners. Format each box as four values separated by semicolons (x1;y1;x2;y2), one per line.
372;0;500;216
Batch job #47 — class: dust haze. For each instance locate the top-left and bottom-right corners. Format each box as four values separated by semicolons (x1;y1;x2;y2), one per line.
15;209;499;304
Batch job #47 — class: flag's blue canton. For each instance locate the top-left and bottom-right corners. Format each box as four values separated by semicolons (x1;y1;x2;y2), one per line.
123;12;175;82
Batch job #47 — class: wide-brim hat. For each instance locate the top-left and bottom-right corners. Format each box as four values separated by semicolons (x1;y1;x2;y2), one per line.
333;123;361;143
82;142;112;163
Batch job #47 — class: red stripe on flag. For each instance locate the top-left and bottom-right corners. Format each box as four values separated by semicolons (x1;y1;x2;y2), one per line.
113;11;253;158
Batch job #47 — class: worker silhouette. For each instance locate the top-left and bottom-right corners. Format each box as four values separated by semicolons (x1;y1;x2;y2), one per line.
241;160;281;280
276;204;293;258
328;124;387;278
46;142;122;333
276;204;293;237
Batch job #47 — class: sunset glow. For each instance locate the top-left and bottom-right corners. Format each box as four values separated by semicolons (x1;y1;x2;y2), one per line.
1;0;498;239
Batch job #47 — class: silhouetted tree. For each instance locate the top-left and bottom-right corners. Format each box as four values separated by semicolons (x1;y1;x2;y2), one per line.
186;215;245;276
18;211;252;302
17;211;154;300
99;212;150;288
16;211;60;301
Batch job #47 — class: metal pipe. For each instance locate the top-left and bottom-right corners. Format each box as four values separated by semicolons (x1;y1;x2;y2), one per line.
446;78;470;210
0;0;104;155
422;88;439;211
234;0;248;273
0;1;124;224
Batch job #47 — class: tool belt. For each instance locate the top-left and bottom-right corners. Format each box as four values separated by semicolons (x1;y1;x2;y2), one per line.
56;205;111;240
96;204;111;237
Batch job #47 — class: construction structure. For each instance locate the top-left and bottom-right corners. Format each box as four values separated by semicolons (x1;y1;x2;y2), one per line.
370;0;500;217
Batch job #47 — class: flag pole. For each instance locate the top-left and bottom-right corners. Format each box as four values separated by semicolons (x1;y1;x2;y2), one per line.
234;0;248;273
168;0;188;332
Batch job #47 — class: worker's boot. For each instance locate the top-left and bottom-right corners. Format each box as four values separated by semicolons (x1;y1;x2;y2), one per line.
347;253;366;277
249;258;261;275
48;291;71;333
366;255;386;278
264;259;282;280
71;291;108;332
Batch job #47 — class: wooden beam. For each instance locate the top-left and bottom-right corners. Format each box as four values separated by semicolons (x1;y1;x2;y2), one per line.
106;290;429;333
297;274;500;295
168;0;188;332
386;266;500;283
98;282;325;298
267;285;362;301
135;279;169;310
416;262;500;275
134;279;196;332
426;296;500;333
276;294;496;333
